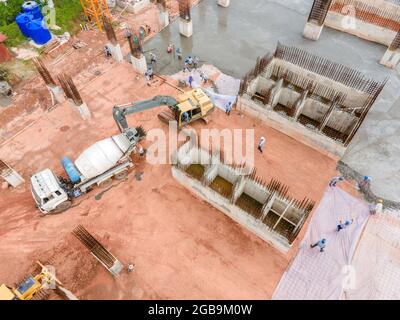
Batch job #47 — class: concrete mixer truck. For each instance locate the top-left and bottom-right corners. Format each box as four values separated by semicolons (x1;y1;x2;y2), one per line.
30;126;145;214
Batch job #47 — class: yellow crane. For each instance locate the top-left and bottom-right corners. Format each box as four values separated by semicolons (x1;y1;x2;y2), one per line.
79;0;112;32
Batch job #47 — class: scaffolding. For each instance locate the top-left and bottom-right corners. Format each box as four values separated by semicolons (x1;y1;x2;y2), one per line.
79;0;112;32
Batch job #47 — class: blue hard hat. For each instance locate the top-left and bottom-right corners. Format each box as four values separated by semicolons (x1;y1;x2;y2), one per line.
321;239;326;243
345;221;350;226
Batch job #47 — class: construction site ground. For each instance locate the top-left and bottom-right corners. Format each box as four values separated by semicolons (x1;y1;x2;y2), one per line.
0;1;363;299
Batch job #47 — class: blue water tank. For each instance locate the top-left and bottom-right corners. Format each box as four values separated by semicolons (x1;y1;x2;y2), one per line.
61;157;81;184
21;1;43;19
26;19;52;45
16;13;34;37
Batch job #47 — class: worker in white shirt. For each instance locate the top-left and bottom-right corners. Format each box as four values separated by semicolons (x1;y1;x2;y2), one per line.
258;137;266;153
370;199;383;215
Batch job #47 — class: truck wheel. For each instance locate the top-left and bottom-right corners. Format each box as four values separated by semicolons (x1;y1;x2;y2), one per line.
99;178;113;188
53;201;72;214
114;169;128;180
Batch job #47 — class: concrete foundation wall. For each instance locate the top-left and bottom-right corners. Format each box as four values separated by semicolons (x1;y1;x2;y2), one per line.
255;77;274;94
278;88;300;108
238;96;346;157
303;22;323;41
171;166;291;252
243;180;269;204
302;99;328;122
273;59;371;108
217;165;237;184
325;12;397;47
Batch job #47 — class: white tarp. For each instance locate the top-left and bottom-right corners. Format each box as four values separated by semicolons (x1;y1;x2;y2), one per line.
344;209;400;300
273;187;370;300
172;65;240;112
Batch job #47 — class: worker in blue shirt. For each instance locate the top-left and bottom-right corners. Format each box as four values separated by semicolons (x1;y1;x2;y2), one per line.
310;238;326;252
329;176;344;187
337;219;353;232
188;75;194;88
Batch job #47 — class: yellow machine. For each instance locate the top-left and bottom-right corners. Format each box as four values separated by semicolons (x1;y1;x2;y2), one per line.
158;89;215;128
113;88;215;132
0;261;62;300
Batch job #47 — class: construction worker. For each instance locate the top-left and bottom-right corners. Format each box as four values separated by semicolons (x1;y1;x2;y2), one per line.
176;47;182;59
225;102;232;116
187;56;193;67
337;219;353;232
200;72;208;83
150;52;157;65
147;66;154;80
104;45;112;58
371;199;383;215
167;43;173;53
193;56;200;69
145;71;151;86
357;175;371;190
329;176;344;187
136;144;145;157
188;75;194;88
124;28;132;39
183;61;190;73
182;111;190;123
127;264;134;273
258;137;266;153
310;238;326;252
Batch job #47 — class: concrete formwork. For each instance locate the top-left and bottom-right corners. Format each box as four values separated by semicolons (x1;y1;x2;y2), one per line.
172;142;315;253
304;0;400;68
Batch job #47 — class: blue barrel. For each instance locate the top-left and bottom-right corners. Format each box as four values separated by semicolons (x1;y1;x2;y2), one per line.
26;19;52;45
61;157;81;184
16;13;34;37
21;1;43;19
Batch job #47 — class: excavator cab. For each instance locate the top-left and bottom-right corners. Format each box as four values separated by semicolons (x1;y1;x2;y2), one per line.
160;89;215;127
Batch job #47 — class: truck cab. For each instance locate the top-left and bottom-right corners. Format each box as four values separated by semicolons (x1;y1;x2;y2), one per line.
30;169;70;214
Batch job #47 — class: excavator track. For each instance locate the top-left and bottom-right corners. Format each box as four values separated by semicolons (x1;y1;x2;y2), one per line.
32;289;50;300
158;111;177;125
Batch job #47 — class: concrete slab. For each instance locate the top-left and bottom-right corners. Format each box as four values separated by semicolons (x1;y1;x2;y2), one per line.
143;0;400;203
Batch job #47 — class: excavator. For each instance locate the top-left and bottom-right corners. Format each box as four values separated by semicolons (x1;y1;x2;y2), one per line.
113;88;215;132
0;261;77;300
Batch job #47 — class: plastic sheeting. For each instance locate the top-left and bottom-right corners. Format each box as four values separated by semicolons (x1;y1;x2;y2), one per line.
172;65;240;112
273;187;370;300
344;209;400;300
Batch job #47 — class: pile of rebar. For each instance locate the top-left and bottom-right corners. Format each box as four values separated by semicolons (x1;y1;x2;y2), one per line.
178;0;191;20
103;15;117;44
239;53;273;95
390;30;400;50
57;73;83;106
72;225;117;270
127;31;143;59
307;0;333;25
274;43;387;97
33;58;56;86
330;0;400;32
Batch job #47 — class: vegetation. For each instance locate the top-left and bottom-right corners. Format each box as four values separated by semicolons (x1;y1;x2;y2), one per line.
0;0;83;47
52;0;84;35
